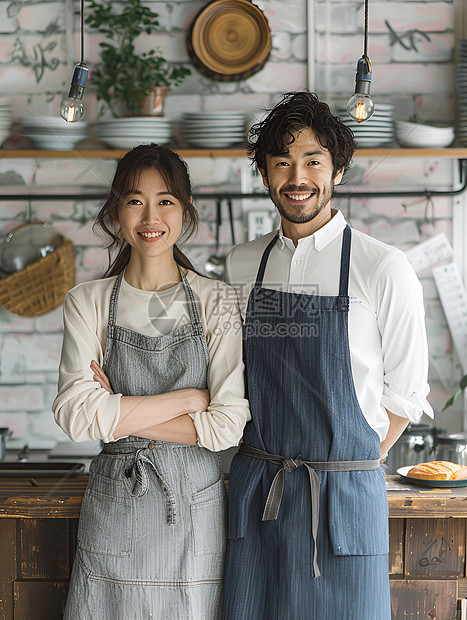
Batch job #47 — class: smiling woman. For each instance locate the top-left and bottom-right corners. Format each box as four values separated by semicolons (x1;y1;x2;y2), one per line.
111;168;186;287
52;144;250;619
94;145;199;279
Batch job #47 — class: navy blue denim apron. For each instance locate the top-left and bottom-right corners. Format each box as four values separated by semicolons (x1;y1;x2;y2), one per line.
222;227;391;620
65;269;226;620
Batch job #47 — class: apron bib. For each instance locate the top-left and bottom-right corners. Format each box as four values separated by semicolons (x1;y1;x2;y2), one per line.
65;269;226;620
222;227;391;620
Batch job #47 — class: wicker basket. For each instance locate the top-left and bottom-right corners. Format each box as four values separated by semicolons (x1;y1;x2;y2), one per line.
0;225;75;317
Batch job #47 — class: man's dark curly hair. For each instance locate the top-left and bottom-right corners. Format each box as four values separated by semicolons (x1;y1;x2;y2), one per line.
247;91;356;178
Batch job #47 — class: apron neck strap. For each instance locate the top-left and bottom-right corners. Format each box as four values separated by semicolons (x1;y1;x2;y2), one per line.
108;267;201;327
108;272;124;326
338;225;351;298
254;225;352;296
255;233;280;287
177;266;200;324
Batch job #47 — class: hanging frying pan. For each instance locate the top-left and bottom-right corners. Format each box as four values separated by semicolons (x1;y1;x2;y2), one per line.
187;0;271;82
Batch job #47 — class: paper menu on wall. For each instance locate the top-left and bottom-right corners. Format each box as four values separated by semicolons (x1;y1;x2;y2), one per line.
432;262;467;374
405;233;453;273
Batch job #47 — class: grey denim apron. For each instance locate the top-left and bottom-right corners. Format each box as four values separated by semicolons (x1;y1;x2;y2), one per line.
65;269;226;620
222;227;391;620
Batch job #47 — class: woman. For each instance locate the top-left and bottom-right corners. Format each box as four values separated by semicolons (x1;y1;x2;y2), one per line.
53;144;250;620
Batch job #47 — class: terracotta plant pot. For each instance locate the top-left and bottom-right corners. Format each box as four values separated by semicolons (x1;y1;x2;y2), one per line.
130;86;168;116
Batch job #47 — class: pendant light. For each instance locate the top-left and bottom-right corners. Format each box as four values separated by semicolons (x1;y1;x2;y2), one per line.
346;0;374;123
60;0;88;123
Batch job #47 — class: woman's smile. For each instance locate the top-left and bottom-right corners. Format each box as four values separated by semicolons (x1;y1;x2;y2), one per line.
137;229;166;241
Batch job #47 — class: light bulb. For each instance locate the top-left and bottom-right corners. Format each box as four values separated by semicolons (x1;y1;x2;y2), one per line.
60;97;84;123
346;93;375;123
346;56;375;124
60;63;88;123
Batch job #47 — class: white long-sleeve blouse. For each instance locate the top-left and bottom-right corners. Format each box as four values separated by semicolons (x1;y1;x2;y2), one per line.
53;270;250;451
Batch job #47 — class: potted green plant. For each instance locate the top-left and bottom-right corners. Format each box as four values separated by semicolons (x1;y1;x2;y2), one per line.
85;0;190;117
443;374;467;411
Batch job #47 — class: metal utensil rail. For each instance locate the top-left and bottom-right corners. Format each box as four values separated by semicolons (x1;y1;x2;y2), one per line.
1;186;467;202
1;159;467;201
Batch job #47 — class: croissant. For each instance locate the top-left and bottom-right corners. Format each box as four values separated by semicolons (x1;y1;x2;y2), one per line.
407;461;467;480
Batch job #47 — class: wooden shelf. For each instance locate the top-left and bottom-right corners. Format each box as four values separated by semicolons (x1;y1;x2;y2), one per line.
356;147;467;158
0;149;246;159
1;148;467;159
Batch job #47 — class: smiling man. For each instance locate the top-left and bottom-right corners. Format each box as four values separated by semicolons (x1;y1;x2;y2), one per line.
221;92;433;620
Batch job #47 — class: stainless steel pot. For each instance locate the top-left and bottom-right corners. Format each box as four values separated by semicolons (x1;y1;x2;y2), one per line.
0;221;62;275
434;431;467;466
385;423;434;473
0;428;12;462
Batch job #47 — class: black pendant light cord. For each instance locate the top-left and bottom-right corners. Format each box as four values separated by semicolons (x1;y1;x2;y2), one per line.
363;0;369;58
80;0;85;64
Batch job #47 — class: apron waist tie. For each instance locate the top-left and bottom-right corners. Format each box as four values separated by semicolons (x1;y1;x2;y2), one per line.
126;449;178;525
238;444;380;579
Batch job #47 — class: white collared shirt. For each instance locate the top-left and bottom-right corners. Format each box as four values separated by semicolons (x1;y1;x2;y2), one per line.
225;209;433;441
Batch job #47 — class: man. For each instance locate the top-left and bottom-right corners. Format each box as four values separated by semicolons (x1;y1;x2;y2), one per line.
221;92;433;620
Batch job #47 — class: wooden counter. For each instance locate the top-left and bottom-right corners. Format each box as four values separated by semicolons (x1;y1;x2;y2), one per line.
387;475;467;619
0;476;89;519
2;474;466;519
0;476;88;619
0;475;466;619
386;474;467;518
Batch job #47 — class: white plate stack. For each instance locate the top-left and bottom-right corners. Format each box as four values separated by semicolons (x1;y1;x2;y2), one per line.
19;115;89;150
181;112;246;148
93;117;172;149
0;99;13;147
457;39;467;146
336;103;394;147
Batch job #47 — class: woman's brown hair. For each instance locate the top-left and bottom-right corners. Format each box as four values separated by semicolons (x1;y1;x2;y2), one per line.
93;144;199;277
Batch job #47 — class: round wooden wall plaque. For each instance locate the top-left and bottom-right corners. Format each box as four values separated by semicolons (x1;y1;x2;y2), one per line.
187;0;271;81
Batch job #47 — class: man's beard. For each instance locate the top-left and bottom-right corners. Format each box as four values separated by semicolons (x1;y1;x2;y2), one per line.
269;182;335;224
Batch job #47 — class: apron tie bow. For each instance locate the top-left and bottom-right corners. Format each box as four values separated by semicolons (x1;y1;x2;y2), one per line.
282;455;303;472
128;448;177;525
239;443;380;579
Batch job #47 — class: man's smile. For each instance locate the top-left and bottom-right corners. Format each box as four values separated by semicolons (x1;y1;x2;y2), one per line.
284;192;315;202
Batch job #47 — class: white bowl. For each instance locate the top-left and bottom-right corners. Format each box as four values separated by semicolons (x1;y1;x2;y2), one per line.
395;132;454;148
395;120;454;134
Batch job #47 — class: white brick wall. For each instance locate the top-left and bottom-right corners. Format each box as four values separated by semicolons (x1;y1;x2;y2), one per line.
0;0;464;446
0;0;457;121
0;154;465;447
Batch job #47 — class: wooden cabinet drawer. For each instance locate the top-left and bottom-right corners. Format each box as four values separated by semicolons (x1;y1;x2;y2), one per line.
405;519;466;579
390;579;457;620
13;582;68;620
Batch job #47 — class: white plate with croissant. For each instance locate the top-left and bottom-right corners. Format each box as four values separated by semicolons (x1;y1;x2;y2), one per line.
397;461;467;487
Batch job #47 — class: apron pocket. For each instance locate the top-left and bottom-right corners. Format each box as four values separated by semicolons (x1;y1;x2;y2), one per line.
327;469;389;556
190;477;226;556
227;453;265;539
78;486;134;557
